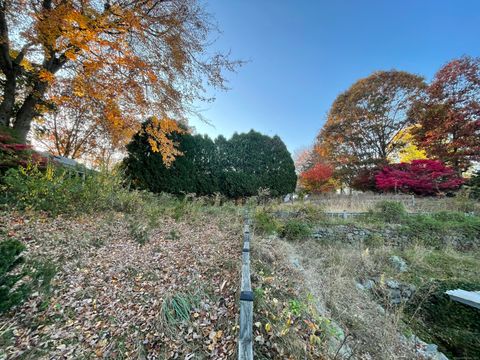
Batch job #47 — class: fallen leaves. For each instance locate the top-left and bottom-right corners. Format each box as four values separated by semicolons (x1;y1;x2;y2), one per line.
0;210;242;359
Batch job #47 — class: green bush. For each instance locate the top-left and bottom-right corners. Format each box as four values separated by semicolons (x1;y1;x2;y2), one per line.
406;280;480;359
401;212;480;243
374;200;406;223
0;237;57;314
1;163;143;215
254;210;279;235
0;239;29;313
364;233;384;248
401;215;443;246
432;211;469;222
296;203;326;224
279;220;311;240
467;170;480;200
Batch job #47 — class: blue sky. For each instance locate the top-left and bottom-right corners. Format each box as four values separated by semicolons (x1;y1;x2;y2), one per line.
189;0;480;154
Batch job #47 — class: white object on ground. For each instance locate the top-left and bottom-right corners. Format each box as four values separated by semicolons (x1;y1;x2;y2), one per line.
445;289;480;309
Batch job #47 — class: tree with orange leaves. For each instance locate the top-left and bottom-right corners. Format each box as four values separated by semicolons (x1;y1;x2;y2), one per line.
33;80;132;165
298;163;336;193
0;0;239;165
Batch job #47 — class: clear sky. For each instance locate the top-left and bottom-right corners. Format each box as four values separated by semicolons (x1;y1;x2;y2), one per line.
188;0;480;154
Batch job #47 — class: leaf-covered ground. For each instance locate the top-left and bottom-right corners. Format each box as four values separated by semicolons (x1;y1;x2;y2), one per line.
0;211;243;359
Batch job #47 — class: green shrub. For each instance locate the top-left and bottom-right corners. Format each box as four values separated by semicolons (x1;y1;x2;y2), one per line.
432;211;468;222
401;215;443;246
0;238;57;314
279;220;311;240
254;210;279;235
0;239;29;313
374;201;406;223
406;280;480;359
402;212;480;243
467;171;480;200
1;163;145;215
364;233;384;248
296;203;326;224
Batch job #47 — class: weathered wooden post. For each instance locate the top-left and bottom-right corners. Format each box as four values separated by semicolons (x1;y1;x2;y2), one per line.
238;216;253;360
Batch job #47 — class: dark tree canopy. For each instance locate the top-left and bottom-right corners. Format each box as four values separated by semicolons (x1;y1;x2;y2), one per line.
218;130;297;197
123;122;219;196
123;123;296;198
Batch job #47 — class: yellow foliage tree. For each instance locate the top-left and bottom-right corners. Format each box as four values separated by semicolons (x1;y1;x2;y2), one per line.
0;0;239;164
389;126;427;163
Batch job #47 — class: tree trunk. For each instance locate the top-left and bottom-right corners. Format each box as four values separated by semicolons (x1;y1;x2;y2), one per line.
0;71;16;127
13;81;48;143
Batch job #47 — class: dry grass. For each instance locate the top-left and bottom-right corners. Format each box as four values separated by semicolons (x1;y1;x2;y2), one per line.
302;193;479;213
251;235;331;359
292;240;418;359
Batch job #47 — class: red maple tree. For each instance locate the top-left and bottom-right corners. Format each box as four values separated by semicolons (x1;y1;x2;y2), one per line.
0;130;48;171
375;159;464;196
299;163;335;193
410;56;480;173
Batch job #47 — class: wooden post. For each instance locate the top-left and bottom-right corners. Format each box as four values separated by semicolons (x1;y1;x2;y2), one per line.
238;217;253;360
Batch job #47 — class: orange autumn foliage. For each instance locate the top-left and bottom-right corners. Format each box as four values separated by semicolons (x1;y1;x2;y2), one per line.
299;163;336;193
0;1;239;164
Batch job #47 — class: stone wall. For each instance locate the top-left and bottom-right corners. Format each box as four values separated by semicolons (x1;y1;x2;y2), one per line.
312;224;479;251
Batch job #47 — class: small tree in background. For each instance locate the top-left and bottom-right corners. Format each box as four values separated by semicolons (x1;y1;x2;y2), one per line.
388;126;427;163
375;159;464;196
467;170;480;199
293;146;316;173
299;163;336;193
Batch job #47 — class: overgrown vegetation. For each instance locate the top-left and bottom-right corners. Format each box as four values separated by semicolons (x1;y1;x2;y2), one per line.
0;236;56;315
0;238;28;313
371;200;407;223
252;237;341;359
279;220;311;240
406;280;480;358
1;163;132;215
254;210;279;235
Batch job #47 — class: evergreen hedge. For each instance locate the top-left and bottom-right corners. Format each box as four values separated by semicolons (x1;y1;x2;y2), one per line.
123;121;297;198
